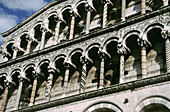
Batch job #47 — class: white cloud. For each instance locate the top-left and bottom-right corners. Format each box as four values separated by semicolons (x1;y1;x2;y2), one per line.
0;8;18;45
0;0;48;11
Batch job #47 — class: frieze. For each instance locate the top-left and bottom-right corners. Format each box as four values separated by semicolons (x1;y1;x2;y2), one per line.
13;73;170;112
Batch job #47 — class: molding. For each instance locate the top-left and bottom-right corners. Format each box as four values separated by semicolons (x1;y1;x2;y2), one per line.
12;72;170;112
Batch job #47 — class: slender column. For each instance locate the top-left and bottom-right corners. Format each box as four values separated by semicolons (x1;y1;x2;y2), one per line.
0;51;5;63
80;56;88;93
163;0;169;6
69;11;76;40
121;0;126;21
141;0;146;14
103;2;108;28
54;20;61;44
12;45;19;59
98;47;105;88
119;55;125;83
85;4;93;34
29;71;38;106
0;80;10;112
14;76;24;110
161;29;170;72
25;35;33;54
45;67;55;101
63;63;70;95
40;27;47;50
141;46;147;78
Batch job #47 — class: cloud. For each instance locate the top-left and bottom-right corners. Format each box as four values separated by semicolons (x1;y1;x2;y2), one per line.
0;8;18;45
0;0;48;12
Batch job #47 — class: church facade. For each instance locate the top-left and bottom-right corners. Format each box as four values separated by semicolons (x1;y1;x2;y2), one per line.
0;0;170;112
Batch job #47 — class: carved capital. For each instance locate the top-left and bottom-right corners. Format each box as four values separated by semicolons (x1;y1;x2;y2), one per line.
63;61;70;69
69;10;77;17
137;37;152;47
161;29;170;40
26;35;33;42
101;0;113;5
18;75;24;83
98;47;105;59
12;44;19;51
84;3;93;12
80;55;89;65
117;42;130;55
32;70;39;79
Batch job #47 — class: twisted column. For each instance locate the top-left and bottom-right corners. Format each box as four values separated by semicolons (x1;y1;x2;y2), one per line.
54;19;61;44
40;27;47;50
0;80;10;112
85;4;93;34
63;62;70;96
69;11;76;40
29;71;38;106
25;35;33;54
141;0;146;14
161;29;170;72
98;47;105;88
121;0;126;21
14;76;24;110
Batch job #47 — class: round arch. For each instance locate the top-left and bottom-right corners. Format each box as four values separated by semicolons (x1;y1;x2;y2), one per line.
134;97;170;112
84;102;123;112
103;37;119;49
68;48;83;60
123;30;140;43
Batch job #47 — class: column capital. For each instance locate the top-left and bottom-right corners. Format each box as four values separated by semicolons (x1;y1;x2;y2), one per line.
117;42;130;55
84;3;93;12
18;75;25;83
98;47;106;59
12;44;19;52
63;61;71;69
161;29;170;40
80;55;89;65
32;70;39;79
26;35;34;42
101;0;113;5
69;10;78;17
137;37;151;47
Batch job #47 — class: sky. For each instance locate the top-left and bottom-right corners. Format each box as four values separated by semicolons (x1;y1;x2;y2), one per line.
0;0;53;48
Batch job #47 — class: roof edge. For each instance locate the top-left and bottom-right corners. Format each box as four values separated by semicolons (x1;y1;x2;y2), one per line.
1;0;65;37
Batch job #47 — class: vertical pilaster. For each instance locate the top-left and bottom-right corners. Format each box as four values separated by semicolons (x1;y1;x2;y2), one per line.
69;11;76;40
121;0;126;21
40;27;47;50
25;35;33;54
54;20;61;44
63;63;70;96
14;76;24;110
141;0;146;14
29;71;38;106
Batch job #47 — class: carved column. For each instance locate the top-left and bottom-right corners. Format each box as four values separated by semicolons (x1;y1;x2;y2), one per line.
54;19;62;44
69;11;76;40
45;66;55;101
161;29;170;72
63;62;70;95
98;47;105;88
117;40;129;83
163;0;169;6
0;80;10;112
25;35;33;54
29;71;38;106
80;56;88;93
85;4;93;34
141;0;146;14
14;76;24;110
40;27;47;50
102;0;112;28
12;45;19;59
121;0;126;21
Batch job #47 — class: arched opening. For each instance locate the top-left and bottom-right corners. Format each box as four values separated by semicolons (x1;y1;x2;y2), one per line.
86;46;100;90
19;34;28;56
107;0;121;26
105;40;119;86
124;35;141;81
140;103;170;112
51;57;65;100
6;43;14;60
146;28;165;77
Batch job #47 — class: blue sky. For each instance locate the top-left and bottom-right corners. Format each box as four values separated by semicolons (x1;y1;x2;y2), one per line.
0;0;53;47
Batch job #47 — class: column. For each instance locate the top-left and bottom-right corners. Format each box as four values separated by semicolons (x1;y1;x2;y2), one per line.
121;0;126;21
119;55;125;83
40;27;47;50
69;11;76;40
14;76;24;110
0;81;10;112
45;67;55;101
12;45;19;59
85;4;93;34
29;71;38;106
141;46;147;78
102;0;111;28
63;63;70;96
141;0;146;14
161;29;170;72
98;47;105;88
25;35;33;54
163;0;169;6
54;20;61;44
80;56;87;93
0;51;5;63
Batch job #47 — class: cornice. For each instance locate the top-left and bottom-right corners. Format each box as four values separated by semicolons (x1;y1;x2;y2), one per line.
12;73;170;112
1;0;65;37
0;6;170;68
